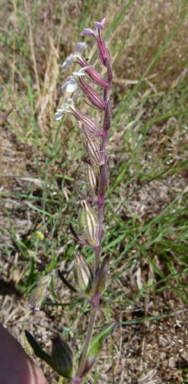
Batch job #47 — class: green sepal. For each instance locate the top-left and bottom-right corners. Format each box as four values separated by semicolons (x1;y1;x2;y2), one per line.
25;331;74;379
88;322;117;358
51;334;74;379
92;255;110;296
25;330;53;367
74;253;93;294
28;274;52;311
81;321;117;377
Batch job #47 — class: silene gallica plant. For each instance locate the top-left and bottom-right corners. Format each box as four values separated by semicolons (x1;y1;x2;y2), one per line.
26;18;117;383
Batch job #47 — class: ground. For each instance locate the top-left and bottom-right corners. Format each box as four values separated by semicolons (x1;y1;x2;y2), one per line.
1;1;188;383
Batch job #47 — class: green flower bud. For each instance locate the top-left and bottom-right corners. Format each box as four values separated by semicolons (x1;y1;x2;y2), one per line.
36;230;44;240
25;331;74;379
28;274;52;311
92;255;110;296
86;163;97;197
79;200;98;246
98;162;108;195
51;334;74;379
82;134;102;166
74;253;93;293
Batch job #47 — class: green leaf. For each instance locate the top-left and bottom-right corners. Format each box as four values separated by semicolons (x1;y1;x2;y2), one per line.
25;330;53;366
51;334;74;379
25;331;74;379
88;321;117;358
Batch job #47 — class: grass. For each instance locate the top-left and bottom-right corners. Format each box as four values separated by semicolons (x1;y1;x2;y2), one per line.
1;0;188;382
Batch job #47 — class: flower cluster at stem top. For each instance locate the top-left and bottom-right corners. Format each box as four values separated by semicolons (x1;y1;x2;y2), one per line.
55;18;107;122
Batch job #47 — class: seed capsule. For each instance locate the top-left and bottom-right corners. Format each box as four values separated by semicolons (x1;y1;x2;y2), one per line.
86;163;97;197
71;106;102;137
92;255;110;296
74;253;93;293
51;335;74;379
98;162;108;195
79;78;105;110
28;275;51;311
83;134;102;166
79;200;98;246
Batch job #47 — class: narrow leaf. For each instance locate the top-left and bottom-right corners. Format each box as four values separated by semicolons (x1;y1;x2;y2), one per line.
25;330;53;366
51;334;74;378
88;321;118;358
0;108;13;126
58;269;77;293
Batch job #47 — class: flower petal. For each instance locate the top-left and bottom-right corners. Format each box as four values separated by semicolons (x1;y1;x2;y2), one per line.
72;66;91;77
66;81;78;92
55;111;64;120
61;77;78;93
62;54;75;70
94;18;106;30
75;42;88;53
81;28;96;36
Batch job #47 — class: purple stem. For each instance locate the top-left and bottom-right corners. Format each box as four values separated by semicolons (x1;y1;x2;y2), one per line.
95;73;112;272
74;307;97;380
74;33;112;382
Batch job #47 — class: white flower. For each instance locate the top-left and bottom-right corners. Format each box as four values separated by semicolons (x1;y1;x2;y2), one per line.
62;42;88;70
55;106;66;120
55;98;74;120
61;76;78;93
62;54;75;70
81;18;106;37
61;67;90;93
72;66;90;77
75;42;88;53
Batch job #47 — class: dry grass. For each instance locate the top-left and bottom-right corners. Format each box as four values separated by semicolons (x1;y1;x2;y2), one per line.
1;0;188;383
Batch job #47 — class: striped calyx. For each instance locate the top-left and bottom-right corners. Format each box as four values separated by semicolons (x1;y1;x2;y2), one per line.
28;274;52;311
82;134;103;166
78;77;105;110
51;335;74;379
71;106;102;137
79;200;98;246
92;255;110;296
86;163;97;197
76;57;107;87
74;253;93;293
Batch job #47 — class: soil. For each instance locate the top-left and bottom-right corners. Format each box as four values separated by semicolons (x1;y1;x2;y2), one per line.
0;121;188;384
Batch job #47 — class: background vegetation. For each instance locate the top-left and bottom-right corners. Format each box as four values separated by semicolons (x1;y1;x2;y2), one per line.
1;0;188;383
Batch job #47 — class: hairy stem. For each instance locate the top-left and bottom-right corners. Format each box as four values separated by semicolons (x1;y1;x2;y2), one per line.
75;74;112;383
73;24;112;383
76;306;97;380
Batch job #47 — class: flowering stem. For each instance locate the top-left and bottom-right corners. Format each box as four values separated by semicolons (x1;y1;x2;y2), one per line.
94;78;112;272
75;306;97;380
55;18;113;383
76;49;112;381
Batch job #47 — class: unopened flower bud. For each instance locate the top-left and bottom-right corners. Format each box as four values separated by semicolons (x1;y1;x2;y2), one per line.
98;162;108;195
74;253;93;293
83;63;107;87
81;18;110;67
79;200;98;246
92;255;110;296
51;335;74;379
72;107;102;137
86;163;97;197
78;78;105;110
97;34;111;67
103;100;111;132
83;135;103;166
29;274;52;311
